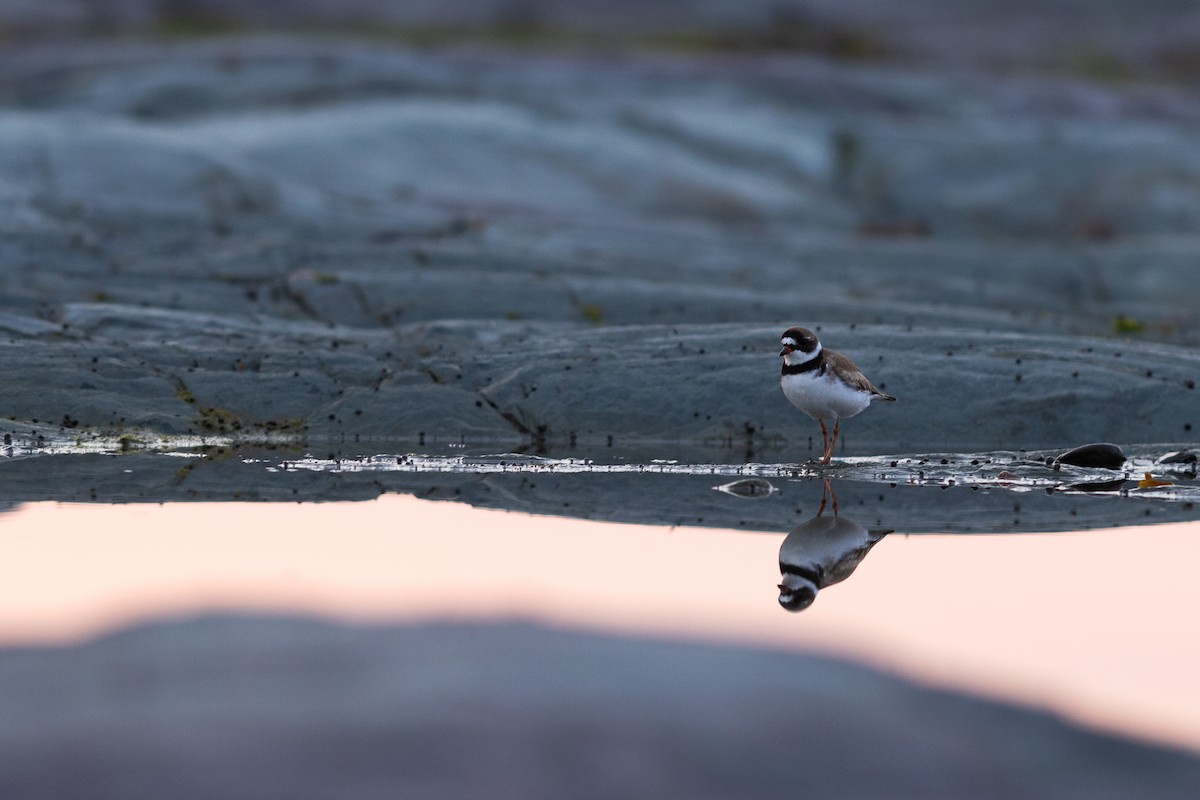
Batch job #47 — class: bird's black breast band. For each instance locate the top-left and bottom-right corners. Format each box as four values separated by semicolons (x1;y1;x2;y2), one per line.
781;353;823;376
780;563;824;585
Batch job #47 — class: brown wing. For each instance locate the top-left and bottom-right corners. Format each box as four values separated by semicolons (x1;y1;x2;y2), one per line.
823;349;896;401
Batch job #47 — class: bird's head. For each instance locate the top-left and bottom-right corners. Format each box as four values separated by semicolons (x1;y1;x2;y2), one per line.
780;327;820;358
777;575;818;612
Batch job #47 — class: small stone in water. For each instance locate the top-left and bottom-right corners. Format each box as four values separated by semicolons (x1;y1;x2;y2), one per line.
1054;443;1125;470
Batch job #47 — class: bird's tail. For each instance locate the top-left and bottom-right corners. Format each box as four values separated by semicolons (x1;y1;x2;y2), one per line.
876;392;897;401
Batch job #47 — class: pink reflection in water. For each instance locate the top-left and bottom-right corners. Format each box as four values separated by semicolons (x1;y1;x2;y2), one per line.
1;495;1198;751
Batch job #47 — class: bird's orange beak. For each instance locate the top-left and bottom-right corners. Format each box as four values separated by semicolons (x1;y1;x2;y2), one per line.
779;345;794;357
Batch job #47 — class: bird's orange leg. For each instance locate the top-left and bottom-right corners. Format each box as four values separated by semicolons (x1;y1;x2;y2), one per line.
817;419;829;464
817;479;840;517
823;419;841;464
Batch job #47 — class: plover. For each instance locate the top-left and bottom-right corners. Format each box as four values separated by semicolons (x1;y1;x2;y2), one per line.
779;326;895;464
777;481;890;611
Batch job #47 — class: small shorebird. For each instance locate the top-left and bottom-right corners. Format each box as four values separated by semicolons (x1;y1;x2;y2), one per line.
777;481;890;611
779;326;895;464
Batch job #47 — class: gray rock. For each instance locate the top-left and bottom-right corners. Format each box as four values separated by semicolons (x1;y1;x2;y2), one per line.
1157;450;1197;466
6;1;1200;87
3;310;1198;452
2;39;1200;343
1054;442;1127;470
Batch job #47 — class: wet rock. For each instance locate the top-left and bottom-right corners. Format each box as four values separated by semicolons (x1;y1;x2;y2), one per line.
2;314;1200;452
1156;451;1199;478
1054;443;1127;470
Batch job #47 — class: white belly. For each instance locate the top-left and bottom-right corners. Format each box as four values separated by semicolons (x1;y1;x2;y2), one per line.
781;372;872;421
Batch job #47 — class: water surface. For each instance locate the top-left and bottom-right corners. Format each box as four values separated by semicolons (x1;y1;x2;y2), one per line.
4;477;1198;751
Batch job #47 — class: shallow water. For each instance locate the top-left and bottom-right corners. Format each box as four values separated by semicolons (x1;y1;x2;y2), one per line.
3;458;1198;752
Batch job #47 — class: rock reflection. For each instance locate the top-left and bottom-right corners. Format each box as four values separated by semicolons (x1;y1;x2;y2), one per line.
713;478;777;498
778;481;891;612
1069;478;1129;493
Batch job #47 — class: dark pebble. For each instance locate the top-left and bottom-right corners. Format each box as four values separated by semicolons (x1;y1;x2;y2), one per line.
1054;443;1126;470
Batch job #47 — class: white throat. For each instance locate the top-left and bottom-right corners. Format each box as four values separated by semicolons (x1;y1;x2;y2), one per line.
783;342;821;368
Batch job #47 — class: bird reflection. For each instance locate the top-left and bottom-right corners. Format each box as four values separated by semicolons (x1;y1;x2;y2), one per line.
778;480;891;612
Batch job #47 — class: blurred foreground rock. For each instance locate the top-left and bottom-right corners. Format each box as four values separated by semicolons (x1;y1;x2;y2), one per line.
0;617;1197;800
